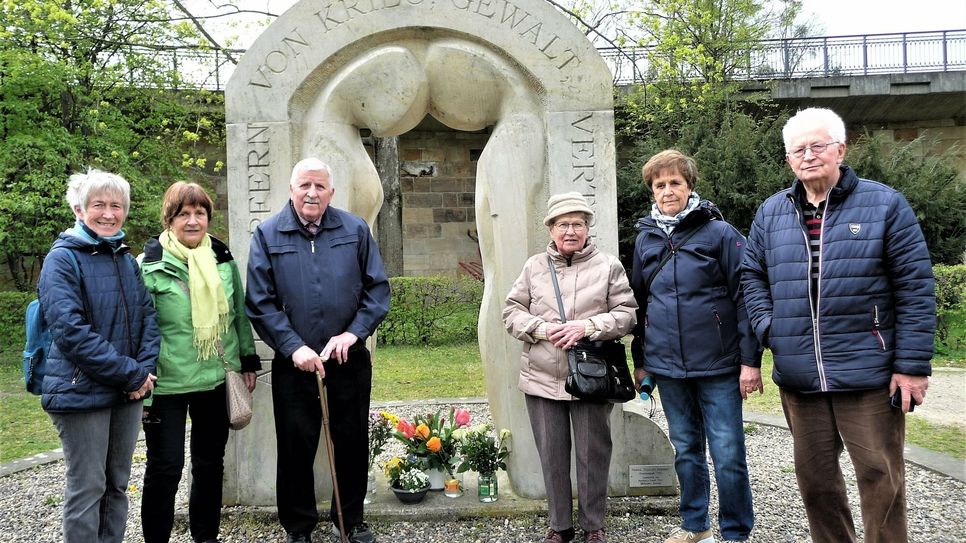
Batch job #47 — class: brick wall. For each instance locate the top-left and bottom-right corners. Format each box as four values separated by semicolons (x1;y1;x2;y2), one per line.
399;130;489;277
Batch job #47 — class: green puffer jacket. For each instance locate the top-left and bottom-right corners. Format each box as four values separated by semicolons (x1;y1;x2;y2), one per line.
140;235;261;399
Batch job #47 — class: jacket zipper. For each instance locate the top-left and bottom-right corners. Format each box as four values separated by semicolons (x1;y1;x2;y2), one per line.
712;307;724;353
114;253;135;359
872;305;885;351
71;367;81;385
789;192;830;391
310;239;315;254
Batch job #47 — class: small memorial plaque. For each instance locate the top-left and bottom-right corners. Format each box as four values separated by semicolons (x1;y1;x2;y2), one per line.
629;464;674;487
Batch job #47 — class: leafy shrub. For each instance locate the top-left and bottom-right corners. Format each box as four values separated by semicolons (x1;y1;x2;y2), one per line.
934;265;966;354
846;134;966;265
0;291;33;354
379;276;483;346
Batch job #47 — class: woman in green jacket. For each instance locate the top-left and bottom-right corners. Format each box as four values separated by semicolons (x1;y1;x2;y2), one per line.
139;182;260;543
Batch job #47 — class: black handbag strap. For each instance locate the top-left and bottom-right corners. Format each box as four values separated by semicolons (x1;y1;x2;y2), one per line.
642;223;706;295
546;255;569;324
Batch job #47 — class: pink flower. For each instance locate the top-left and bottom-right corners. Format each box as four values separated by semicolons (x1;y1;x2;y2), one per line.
454;409;471;428
397;419;416;439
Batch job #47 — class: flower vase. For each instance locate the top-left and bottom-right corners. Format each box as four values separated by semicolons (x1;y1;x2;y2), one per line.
443;472;463;498
423;467;445;490
477;472;498;502
364;468;376;504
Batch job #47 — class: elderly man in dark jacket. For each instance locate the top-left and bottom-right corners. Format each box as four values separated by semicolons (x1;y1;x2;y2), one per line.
741;107;935;543
246;158;390;543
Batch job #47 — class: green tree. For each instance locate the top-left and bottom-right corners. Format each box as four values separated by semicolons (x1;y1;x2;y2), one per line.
0;0;224;290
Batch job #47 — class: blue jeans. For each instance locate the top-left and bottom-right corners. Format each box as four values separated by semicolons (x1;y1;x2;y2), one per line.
49;401;142;543
658;373;754;541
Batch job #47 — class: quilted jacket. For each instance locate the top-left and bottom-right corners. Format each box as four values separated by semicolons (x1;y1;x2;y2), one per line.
741;166;935;393
630;200;761;378
38;230;160;412
503;241;638;400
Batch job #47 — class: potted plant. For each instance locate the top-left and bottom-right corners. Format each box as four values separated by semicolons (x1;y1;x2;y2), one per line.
383;456;431;504
392;407;471;491
456;424;511;502
365;411;394;503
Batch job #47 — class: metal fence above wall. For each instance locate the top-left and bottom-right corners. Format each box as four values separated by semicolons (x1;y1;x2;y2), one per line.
599;29;966;85
128;29;966;90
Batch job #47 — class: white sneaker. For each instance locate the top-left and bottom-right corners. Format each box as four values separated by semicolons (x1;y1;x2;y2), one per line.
664;527;715;543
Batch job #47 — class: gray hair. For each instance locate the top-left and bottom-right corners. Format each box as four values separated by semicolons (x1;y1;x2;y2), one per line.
290;158;335;188
782;108;847;152
65;168;131;213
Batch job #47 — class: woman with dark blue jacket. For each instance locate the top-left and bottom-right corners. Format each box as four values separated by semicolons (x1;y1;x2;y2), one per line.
630;150;761;543
38;169;160;543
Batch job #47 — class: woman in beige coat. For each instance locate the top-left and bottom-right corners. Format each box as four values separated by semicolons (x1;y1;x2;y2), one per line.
503;192;637;543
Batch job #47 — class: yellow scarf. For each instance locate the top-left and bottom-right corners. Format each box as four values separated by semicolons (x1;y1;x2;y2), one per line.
160;230;229;360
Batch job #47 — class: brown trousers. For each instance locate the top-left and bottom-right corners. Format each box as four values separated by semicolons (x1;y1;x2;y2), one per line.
780;388;907;543
525;394;613;533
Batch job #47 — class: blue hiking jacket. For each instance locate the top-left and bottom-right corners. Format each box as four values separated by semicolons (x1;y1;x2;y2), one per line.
38;231;160;412
630;201;761;378
245;203;390;358
741;166;935;392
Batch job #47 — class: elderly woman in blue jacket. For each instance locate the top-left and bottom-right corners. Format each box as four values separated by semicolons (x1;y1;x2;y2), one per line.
38;169;160;543
630;150;762;543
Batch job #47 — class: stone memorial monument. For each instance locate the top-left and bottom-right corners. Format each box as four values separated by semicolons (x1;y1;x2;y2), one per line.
223;0;676;505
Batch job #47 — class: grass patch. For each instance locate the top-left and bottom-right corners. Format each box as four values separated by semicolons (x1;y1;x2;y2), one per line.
906;416;966;459
372;343;485;401
0;356;59;462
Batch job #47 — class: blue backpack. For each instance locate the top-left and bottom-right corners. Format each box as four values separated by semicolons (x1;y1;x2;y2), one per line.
23;249;81;395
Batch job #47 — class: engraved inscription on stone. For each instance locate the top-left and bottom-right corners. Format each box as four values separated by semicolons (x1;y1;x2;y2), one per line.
628;464;675;487
248;0;581;88
246;125;272;232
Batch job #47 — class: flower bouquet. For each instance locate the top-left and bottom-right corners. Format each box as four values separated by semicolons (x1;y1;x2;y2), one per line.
456;424;510;502
393;407;471;487
383;456;431;504
368;411;395;472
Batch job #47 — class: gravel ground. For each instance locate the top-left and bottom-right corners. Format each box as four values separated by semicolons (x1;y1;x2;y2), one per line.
1;401;964;543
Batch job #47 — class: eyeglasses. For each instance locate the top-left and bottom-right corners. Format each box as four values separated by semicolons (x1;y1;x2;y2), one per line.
552;222;587;233
787;141;839;159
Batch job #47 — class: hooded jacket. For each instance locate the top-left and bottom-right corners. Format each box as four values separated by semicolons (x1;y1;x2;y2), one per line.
38;231;160;412
139;236;260;397
503;241;638;400
630;200;761;378
741;166;935;393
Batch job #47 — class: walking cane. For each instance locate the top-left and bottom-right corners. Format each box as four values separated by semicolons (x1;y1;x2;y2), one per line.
316;369;349;543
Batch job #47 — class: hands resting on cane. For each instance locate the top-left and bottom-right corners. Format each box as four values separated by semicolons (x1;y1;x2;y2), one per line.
291;332;360;377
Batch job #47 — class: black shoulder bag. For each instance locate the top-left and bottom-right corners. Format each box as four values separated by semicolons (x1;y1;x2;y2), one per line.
547;255;636;403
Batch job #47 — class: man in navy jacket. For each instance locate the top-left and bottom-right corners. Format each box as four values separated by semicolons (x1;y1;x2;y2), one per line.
741;108;935;543
246;158;390;543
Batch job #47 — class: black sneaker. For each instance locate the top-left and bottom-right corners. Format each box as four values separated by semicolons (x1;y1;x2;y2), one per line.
334;522;375;543
286;532;312;543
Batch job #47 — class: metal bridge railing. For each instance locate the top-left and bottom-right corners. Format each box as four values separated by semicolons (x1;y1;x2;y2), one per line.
112;29;966;90
598;29;966;85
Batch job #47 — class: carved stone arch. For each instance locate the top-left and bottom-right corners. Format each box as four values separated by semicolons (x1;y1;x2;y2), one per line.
225;0;675;504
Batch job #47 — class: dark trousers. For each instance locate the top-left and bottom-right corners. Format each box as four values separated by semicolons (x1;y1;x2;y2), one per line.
141;385;230;543
525;394;613;533
272;348;371;536
781;387;907;543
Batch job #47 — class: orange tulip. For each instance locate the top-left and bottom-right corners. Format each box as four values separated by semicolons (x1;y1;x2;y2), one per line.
415;423;430;439
426;436;442;452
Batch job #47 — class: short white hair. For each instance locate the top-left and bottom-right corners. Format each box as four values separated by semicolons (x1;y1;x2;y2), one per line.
782;108;847;152
65;168;131;213
290;158;335;188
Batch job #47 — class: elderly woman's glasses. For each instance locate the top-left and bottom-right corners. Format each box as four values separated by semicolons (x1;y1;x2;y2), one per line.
787;141;839;159
553;222;587;233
